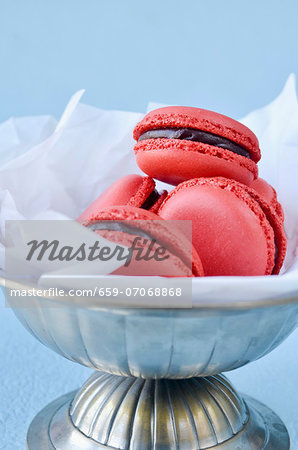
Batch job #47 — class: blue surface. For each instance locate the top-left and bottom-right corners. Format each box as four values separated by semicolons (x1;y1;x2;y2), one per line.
1;1;298;448
1;0;298;121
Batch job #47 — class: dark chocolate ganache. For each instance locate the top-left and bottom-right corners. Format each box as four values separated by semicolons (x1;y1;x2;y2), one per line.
138;127;251;159
140;189;160;210
87;221;153;240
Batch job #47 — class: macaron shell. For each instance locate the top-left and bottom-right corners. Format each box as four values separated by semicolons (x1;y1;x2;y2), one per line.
127;176;156;207
158;178;276;276
250;178;285;222
134;106;260;162
77;174;155;222
86;204;161;222
149;189;168;213
243;183;287;275
97;229;193;277
135;138;258;186
84;205;204;277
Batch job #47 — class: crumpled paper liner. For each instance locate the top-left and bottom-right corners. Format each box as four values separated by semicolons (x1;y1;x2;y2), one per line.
1;76;298;305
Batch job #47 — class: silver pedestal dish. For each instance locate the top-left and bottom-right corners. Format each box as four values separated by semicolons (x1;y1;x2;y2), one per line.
3;278;298;449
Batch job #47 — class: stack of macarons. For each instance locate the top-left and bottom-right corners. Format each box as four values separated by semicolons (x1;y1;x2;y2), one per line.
78;106;287;277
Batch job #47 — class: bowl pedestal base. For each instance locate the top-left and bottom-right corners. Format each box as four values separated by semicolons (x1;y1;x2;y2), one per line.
27;371;290;449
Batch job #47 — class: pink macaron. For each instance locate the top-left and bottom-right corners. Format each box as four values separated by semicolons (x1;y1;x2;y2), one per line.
158;177;286;276
250;178;284;222
133;106;260;186
78;174;167;222
83;205;204;277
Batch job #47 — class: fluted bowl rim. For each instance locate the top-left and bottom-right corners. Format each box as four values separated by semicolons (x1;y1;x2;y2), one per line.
1;275;298;310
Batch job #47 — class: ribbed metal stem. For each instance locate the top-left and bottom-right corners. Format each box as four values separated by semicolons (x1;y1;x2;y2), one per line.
69;372;248;449
27;371;290;450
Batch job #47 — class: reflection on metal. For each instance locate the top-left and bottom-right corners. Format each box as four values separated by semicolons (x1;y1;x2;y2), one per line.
4;280;296;449
10;300;298;378
27;373;290;449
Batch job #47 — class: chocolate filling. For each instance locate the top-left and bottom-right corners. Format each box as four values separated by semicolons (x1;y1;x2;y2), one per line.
141;189;160;210
139;127;251;159
274;243;278;267
87;221;154;240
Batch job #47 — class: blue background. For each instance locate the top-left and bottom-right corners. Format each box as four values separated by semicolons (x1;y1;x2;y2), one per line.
1;0;298;448
1;0;298;121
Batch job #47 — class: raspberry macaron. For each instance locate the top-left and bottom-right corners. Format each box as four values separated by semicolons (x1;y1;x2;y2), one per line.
250;178;285;222
78;174;167;222
158;177;286;276
133;106;260;186
84;205;204;277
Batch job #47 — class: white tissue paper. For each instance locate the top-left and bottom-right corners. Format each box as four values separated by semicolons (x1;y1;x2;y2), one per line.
1;76;298;305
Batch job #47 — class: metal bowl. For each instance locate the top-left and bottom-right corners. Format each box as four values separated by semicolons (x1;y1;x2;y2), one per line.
3;277;298;449
5;278;298;379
